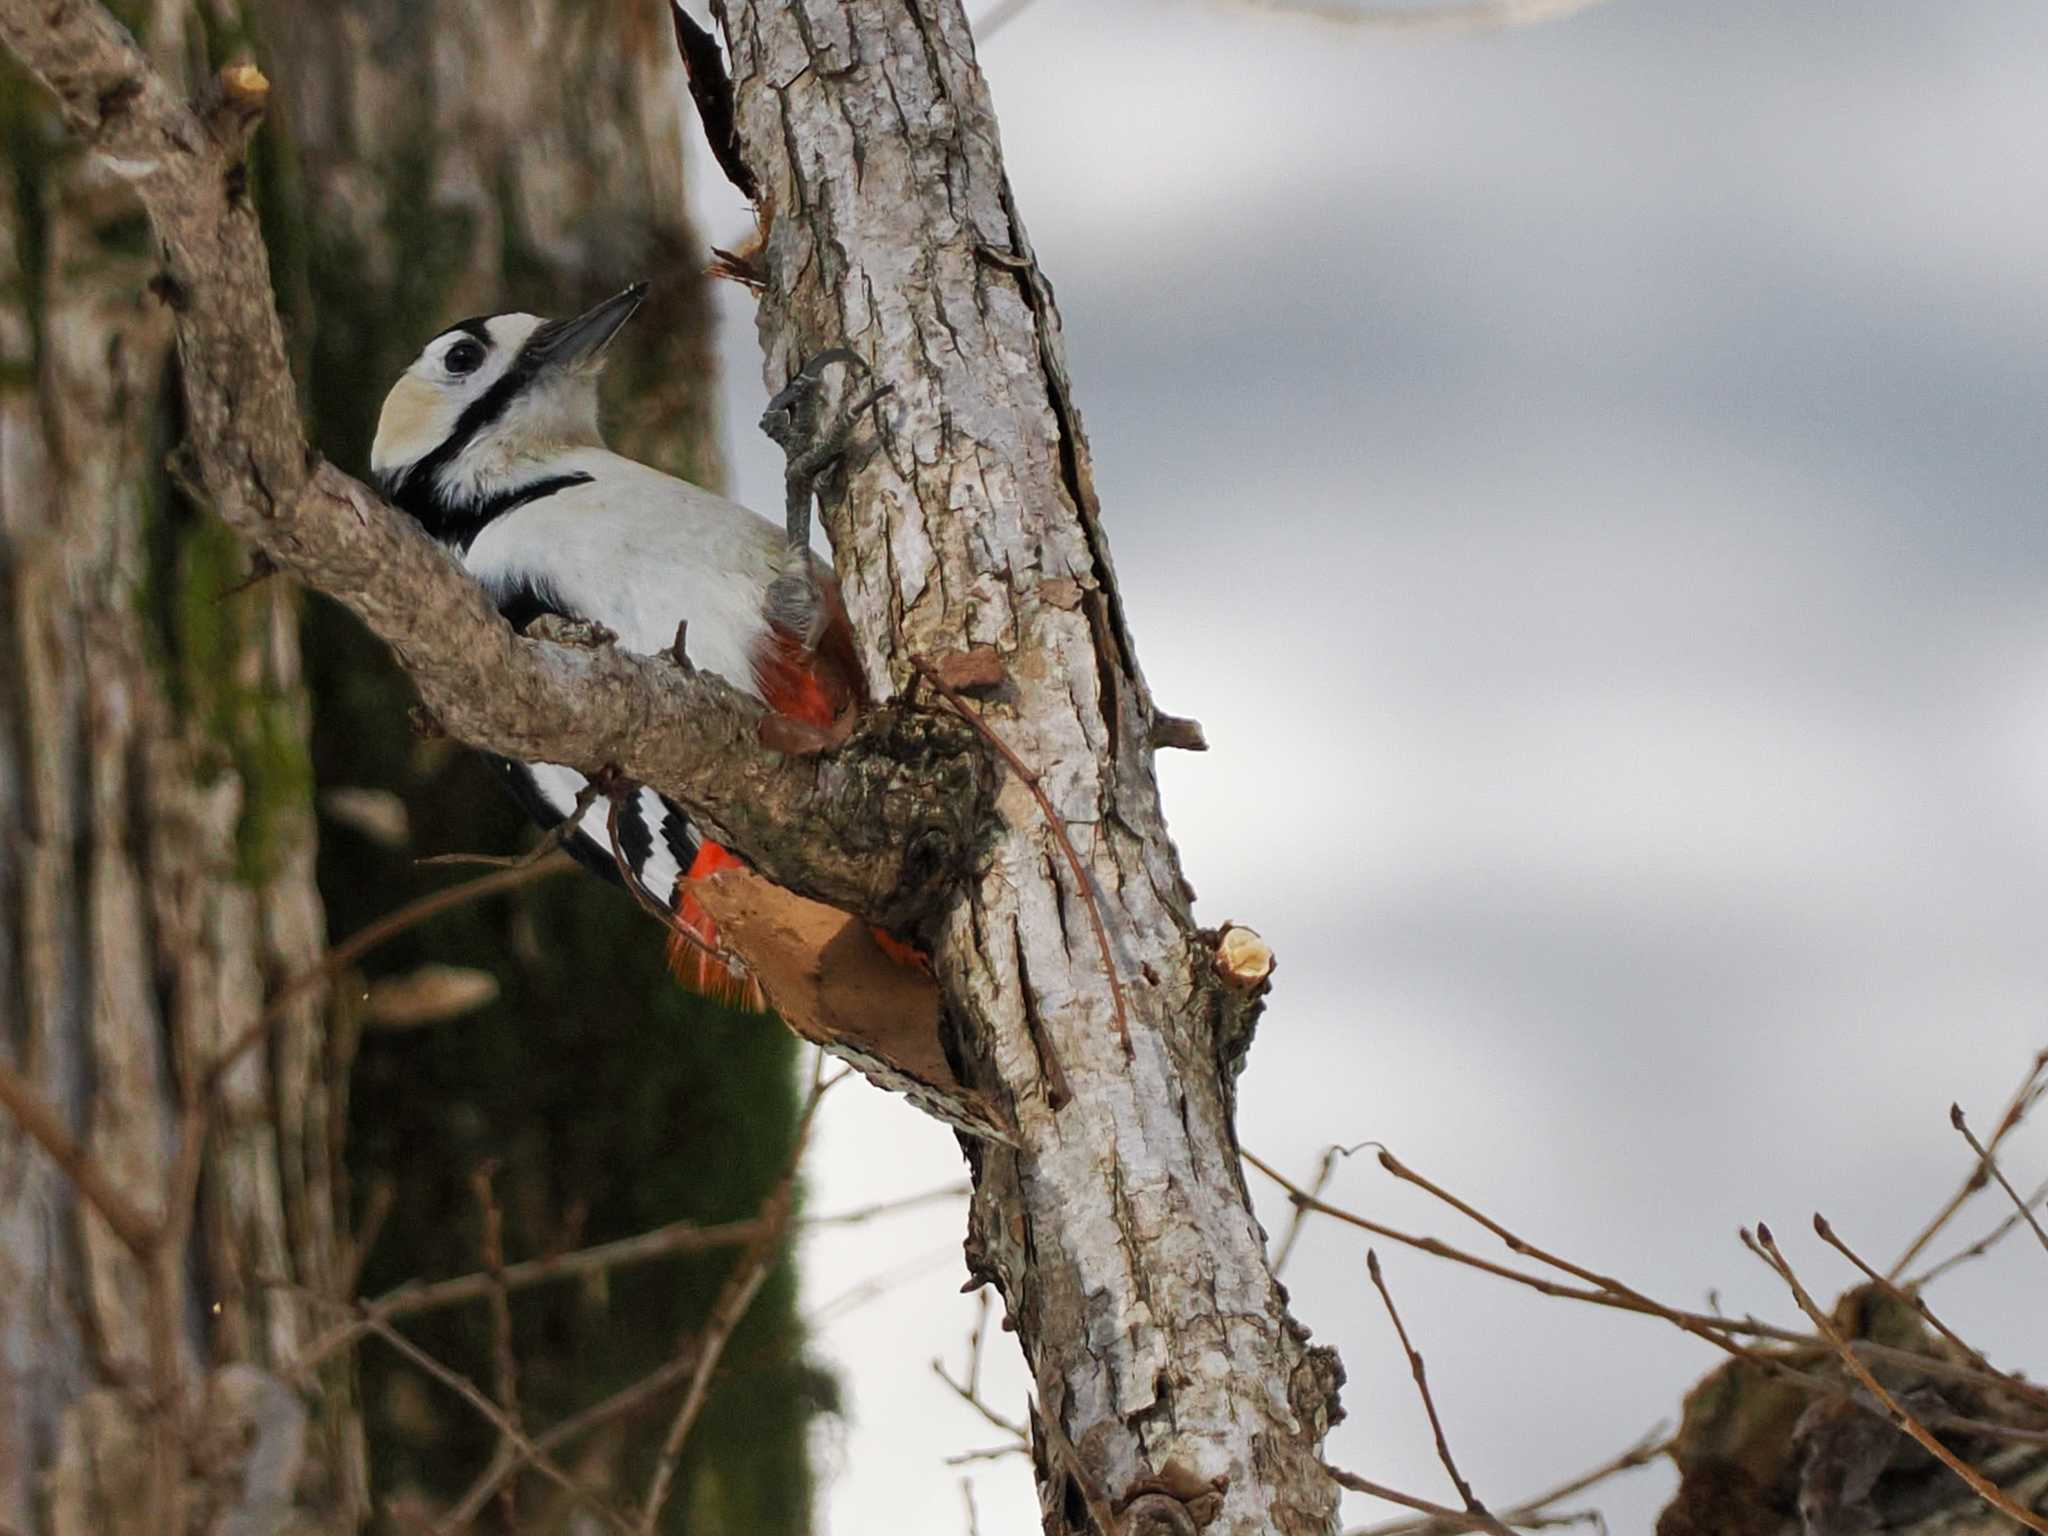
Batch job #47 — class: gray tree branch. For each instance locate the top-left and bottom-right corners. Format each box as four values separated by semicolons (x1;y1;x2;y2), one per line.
0;0;992;929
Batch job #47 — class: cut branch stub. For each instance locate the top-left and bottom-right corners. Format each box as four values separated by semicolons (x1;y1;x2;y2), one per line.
1214;924;1275;991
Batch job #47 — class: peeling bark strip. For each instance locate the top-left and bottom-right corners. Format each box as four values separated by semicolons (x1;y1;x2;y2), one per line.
669;2;758;201
718;3;1345;1531
0;0;994;930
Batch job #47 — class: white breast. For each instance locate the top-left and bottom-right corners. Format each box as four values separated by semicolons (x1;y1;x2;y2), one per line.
463;449;789;696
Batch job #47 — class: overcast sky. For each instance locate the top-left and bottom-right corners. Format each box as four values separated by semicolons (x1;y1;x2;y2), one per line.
691;1;2048;1529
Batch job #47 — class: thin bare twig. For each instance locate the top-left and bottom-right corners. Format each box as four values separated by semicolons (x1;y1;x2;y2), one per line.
1911;1172;2048;1288
469;1163;522;1529
1347;1424;1668;1536
417;778;607;871
207;853;575;1094
974;0;1041;39
1811;1213;2048;1414
364;1314;635;1536
803;1244;964;1328
911;654;1131;1057
1242;1150;2048;1450
1271;1145;1344;1278
336;1179;395;1301
288;1215;767;1377
1889;1049;2048;1279
0;1061;158;1258
1368;1146;1787;1369
1366;1251;1510;1534
636;1056;838;1533
1330;1468;1504;1532
440;1350;701;1530
806;1181;971;1227
1746;1223;2048;1534
945;1441;1032;1466
935;1291;1027;1440
1950;1103;2048;1260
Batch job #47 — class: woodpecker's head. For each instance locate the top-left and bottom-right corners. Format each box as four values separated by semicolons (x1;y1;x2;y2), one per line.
371;283;646;540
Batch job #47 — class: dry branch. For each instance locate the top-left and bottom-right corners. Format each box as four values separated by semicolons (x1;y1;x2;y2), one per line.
1365;1250;1510;1535
1745;1224;2048;1535
287;1214;769;1378
1890;1049;2047;1278
0;1062;159;1259
1346;1426;1669;1536
635;1061;837;1533
1912;1173;2048;1288
361;1314;636;1536
1244;1150;2048;1449
1811;1214;2048;1414
0;1;995;931
1950;1104;2048;1261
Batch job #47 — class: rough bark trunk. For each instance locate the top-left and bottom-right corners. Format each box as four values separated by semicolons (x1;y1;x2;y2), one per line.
4;4;816;1530
0;7;352;1531
719;5;1345;1532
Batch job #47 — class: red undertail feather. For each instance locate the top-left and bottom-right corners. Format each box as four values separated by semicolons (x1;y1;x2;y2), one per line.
667;842;768;1012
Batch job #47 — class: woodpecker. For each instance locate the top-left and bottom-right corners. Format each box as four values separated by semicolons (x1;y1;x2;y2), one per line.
369;282;869;1010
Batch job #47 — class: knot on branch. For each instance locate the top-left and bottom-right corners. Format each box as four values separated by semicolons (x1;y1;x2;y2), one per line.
199;59;268;158
1119;1462;1229;1533
809;701;998;928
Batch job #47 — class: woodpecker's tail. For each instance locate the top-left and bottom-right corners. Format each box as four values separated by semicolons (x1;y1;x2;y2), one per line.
667;842;769;1013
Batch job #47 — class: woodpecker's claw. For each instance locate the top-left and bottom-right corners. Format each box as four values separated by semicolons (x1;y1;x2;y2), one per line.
760;349;893;556
763;545;826;647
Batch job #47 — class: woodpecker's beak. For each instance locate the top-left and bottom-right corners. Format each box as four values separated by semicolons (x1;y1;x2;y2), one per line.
527;282;648;371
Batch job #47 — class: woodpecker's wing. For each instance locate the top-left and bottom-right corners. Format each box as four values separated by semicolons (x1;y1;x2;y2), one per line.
463;449;788;690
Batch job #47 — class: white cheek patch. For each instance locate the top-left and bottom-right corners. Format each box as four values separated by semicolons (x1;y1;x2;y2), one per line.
371;375;461;479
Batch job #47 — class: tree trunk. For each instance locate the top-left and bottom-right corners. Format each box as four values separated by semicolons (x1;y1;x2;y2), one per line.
3;4;815;1531
0;7;352;1530
719;5;1345;1532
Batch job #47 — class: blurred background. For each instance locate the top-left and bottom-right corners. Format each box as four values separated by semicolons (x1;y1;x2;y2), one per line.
7;0;2042;1530
688;0;2048;1529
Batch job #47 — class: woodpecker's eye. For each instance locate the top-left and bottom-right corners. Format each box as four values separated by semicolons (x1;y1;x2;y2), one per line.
445;339;487;376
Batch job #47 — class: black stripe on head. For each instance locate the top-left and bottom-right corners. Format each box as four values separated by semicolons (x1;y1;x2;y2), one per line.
382;323;561;528
437;316;496;346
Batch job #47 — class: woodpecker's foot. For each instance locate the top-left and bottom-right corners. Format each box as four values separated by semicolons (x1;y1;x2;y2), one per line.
759;348;893;553
762;544;827;650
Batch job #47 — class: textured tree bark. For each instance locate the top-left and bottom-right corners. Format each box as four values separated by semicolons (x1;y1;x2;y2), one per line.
0;10;352;1531
718;5;1346;1532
